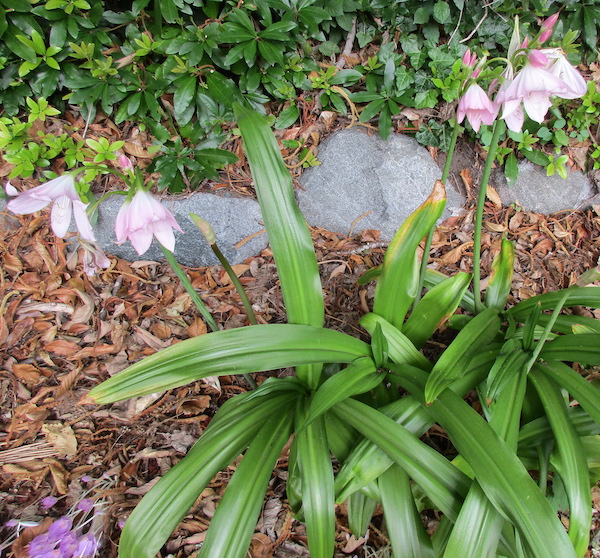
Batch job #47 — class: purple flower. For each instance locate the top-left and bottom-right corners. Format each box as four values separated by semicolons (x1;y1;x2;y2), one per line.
457;83;498;132
47;517;73;540
115;189;182;255
74;532;100;557
6;176;95;241
59;531;79;556
77;499;95;513
41;496;59;509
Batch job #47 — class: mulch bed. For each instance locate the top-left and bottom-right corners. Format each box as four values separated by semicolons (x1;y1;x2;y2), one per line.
1;114;599;557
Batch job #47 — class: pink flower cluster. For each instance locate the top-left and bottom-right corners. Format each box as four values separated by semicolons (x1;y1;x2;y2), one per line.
5;156;182;275
457;15;587;133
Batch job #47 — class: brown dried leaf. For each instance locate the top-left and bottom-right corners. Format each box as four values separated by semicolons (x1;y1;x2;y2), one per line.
45;458;69;494
439;242;473;265
187;317;208;338
123;141;154;158
12;363;43;386
486;185;502;209
42;422;78;457
45;339;81;356
70;290;95;324
3;252;23;274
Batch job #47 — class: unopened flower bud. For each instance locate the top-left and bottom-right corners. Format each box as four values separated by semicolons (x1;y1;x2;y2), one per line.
542;13;559;30
539;28;553;44
118;154;133;172
528;49;548;68
189;213;216;245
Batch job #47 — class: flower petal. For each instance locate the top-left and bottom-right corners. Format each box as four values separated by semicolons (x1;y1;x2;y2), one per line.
72;201;96;241
50;195;72;238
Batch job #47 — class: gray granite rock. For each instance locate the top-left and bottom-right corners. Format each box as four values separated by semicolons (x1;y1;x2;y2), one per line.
495;161;597;213
297;127;466;240
0;192;267;267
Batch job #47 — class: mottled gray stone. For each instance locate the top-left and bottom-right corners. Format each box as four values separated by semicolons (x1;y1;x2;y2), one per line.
0;192;267;266
495;161;597;213
297;127;466;240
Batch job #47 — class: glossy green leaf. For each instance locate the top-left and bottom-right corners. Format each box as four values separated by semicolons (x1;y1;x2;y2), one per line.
380;464;435;558
87;324;370;403
296;401;335;558
199;406;294;558
275;103;299;129
119;390;295;558
173;74;196;125
332;398;470;521
485;338;529;404
425;307;501;403
235;105;324;389
485;237;514;310
404;367;578;558
360;313;432;370
539;333;600;365
303;357;380;428
403;271;472;348
508;287;600;319
423;268;476;312
335;395;433;503
534;361;600;426
347;491;378;538
530;368;591;557
373;180;447;329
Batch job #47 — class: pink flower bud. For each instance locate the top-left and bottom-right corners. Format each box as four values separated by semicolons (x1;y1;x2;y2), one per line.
521;37;529;49
528;49;548;68
539;28;553;44
542;13;559;30
118;155;133;172
462;48;476;67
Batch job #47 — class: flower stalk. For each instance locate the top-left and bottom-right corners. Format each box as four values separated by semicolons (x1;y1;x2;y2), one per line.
472;118;506;313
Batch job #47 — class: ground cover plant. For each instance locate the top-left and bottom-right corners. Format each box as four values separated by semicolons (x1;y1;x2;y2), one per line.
3;11;600;558
1;4;600;558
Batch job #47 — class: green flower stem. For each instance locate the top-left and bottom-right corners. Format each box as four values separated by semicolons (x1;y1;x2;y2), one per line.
159;243;220;333
416;120;462;302
159;243;257;389
211;243;259;326
472;119;506;313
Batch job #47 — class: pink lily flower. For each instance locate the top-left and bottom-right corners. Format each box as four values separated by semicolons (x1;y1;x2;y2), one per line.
115;189;182;255
457;83;498;132
542;48;587;99
499;51;570;128
6;175;95;241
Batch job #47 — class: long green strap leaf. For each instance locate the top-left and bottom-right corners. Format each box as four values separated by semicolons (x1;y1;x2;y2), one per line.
379;464;435;558
534;360;600;426
530;368;592;557
199;405;295;558
373;180;447;329
88;324;370;403
403;271;472;349
425;307;501;403
118;391;295;558
484;237;514;310
296;401;336;558
402;367;578;558
303;356;380;429
235;104;324;389
507;287;600;319
347;491;378;538
539;333;600;365
332;398;470;521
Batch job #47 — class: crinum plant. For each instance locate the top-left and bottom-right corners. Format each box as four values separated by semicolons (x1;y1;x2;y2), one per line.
86;106;599;558
9;14;597;558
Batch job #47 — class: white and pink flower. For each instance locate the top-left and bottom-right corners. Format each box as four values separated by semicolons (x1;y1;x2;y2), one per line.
115;189;182;255
6;175;95;241
457;83;498;132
